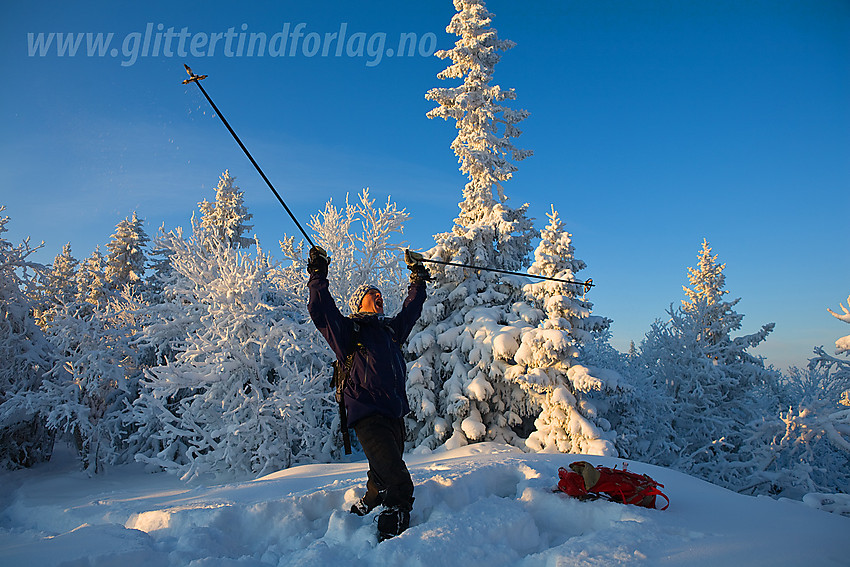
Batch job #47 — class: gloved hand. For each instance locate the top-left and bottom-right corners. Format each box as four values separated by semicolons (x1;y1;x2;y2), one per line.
307;246;329;276
404;249;430;283
404;249;425;268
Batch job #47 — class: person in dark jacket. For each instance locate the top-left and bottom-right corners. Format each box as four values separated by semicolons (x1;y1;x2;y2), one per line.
306;246;428;541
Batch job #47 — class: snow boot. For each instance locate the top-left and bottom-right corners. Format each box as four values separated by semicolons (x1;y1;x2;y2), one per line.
376;505;410;542
349;497;374;517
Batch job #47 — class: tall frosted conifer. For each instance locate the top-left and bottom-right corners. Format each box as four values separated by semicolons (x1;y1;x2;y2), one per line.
407;0;538;451
425;0;534;271
641;240;776;486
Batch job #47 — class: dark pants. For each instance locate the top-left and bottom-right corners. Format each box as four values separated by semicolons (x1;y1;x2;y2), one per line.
353;414;414;511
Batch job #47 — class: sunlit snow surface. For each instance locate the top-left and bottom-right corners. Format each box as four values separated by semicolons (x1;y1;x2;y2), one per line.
1;442;846;567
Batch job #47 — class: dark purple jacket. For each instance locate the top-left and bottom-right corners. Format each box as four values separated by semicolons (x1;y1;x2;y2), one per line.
307;272;426;426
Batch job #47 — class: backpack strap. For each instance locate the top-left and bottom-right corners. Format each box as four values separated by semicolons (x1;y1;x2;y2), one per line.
331;321;360;455
636;486;669;510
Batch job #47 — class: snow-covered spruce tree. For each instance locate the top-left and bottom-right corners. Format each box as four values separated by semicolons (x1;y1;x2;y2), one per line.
0;208;54;468
104;211;149;293
640;239;777;487
811;295;850;412
134;183;290;413
198;170;254;249
407;0;538;451
580;330;678;463
759;295;850;496
76;247;108;313
130;189;408;480
32;227;150;472
144;223;175;304
31;242;78;328
130;224;331;479
511;206;621;456
50;243;79;305
33;286;145;473
136;217;219;372
750;364;849;497
130;224;196;373
125;222;208;464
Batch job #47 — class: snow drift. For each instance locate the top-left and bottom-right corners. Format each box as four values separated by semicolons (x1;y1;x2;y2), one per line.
1;442;847;567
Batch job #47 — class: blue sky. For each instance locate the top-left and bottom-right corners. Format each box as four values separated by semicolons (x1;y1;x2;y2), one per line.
2;0;848;370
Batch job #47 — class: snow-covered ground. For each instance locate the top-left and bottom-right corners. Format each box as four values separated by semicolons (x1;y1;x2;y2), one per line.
1;442;847;567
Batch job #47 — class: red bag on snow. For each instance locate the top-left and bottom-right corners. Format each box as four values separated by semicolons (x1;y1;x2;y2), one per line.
557;461;669;510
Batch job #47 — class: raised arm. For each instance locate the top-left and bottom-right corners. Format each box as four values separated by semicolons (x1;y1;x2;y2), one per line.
389;249;429;340
306;247;355;360
389;280;426;341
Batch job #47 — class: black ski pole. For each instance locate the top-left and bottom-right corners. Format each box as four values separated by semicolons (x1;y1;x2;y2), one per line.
182;64;316;249
420;257;594;293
